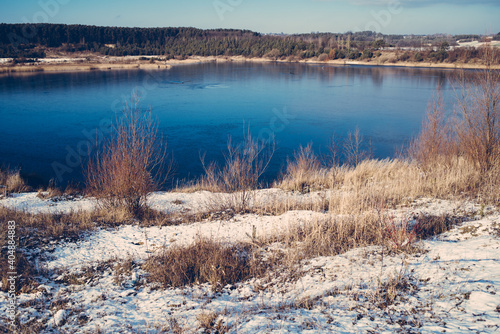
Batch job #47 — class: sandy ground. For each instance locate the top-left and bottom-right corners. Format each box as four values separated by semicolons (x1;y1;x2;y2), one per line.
1;53;499;75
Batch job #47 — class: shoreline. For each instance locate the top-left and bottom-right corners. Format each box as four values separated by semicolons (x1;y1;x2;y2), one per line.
1;54;499;75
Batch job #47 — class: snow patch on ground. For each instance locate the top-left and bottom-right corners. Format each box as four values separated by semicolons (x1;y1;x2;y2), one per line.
0;192;95;214
1;191;499;332
44;210;324;271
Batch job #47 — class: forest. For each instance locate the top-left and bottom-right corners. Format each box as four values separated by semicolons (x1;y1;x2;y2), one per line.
0;23;499;63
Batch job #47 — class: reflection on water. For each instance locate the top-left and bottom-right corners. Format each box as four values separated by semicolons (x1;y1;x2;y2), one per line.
0;62;458;187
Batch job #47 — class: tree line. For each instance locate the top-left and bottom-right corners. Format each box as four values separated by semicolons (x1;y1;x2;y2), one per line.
0;23;498;64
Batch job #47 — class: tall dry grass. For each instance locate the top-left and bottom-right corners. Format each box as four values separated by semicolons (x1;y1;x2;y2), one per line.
143;210;458;291
276;58;500;208
0;169;29;195
278;154;497;213
85;96;169;216
279;144;331;193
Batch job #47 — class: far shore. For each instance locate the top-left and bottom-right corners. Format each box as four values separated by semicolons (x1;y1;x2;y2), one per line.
1;54;499;75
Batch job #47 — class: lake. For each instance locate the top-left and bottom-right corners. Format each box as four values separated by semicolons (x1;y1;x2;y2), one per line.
0;62;456;188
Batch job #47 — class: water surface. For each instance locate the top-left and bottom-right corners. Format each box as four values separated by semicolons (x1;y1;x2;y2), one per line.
0;62;455;187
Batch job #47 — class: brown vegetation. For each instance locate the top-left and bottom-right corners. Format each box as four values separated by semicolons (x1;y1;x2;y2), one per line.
408;91;455;168
85;96;169;216
0;206;95;293
143;237;267;291
1;45;499;327
454;49;500;172
200;134;274;212
280;144;328;193
0;169;29;195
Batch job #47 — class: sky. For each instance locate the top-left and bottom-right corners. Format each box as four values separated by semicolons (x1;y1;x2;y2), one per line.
0;0;498;35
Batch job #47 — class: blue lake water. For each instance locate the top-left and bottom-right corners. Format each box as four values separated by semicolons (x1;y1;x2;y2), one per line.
0;62;456;188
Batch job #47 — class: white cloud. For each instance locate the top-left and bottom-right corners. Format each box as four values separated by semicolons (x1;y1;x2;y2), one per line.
314;0;500;6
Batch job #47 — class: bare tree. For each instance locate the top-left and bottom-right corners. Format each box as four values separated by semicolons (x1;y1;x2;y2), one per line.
454;46;500;172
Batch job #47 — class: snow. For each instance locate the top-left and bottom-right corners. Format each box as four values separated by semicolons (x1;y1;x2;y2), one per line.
44;210;324;271
0;190;499;332
0;192;95;214
48;309;66;327
0;188;319;214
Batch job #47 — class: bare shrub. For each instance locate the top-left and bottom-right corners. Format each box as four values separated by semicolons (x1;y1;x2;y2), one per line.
454;47;500;172
404;47;500;203
343;127;371;166
85;96;169;216
409;92;455;168
201;133;274;212
380;213;419;250
143;238;266;291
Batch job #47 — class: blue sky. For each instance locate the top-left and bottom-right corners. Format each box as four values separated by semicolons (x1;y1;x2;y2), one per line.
1;0;498;35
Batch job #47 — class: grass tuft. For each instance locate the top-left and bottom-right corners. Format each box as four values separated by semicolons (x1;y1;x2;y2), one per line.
0;169;29;195
143;237;267;291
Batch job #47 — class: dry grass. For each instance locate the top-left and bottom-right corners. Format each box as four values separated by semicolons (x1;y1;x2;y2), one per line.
0;169;29;195
146;212;460;292
416;214;464;239
113;257;135;286
36;183;82;201
143;237;268;291
276;156;499;211
163;318;185;334
197;311;229;333
279;144;331;193
0;204;181;294
273;213;383;259
0;206;95;293
275;57;499;209
0;321;44;334
374;260;417;309
142;211;461;292
250;192;330;216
